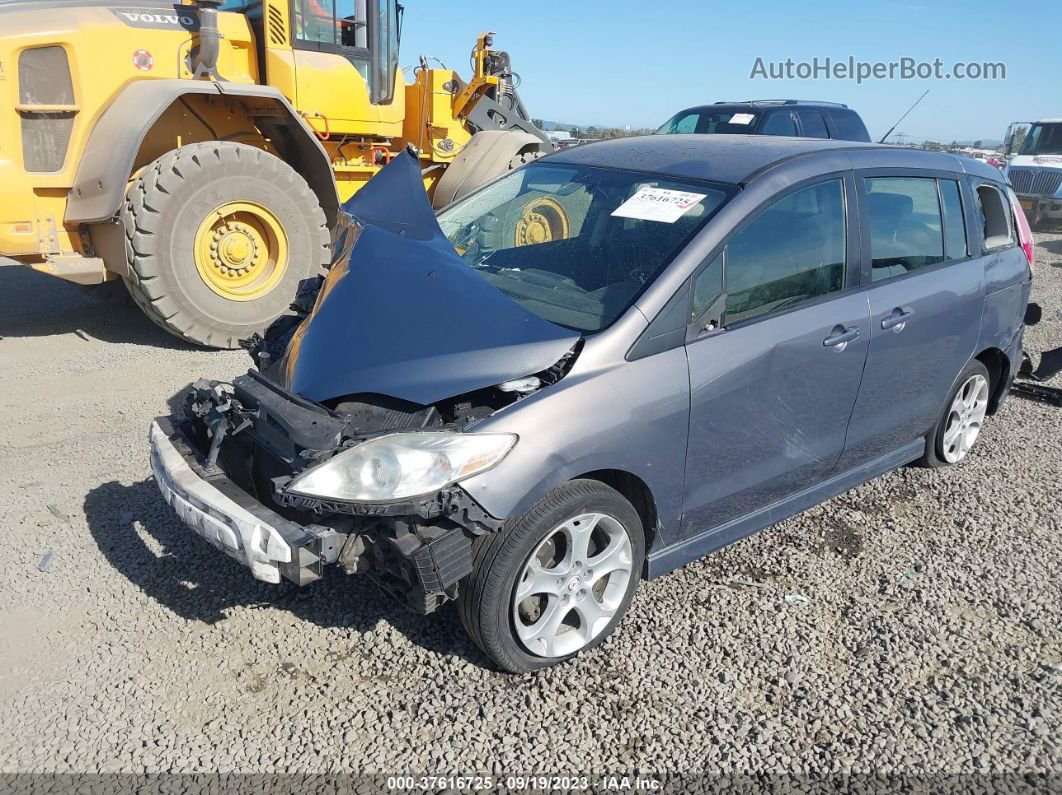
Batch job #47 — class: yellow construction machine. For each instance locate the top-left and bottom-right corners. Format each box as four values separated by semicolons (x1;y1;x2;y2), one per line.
0;0;552;346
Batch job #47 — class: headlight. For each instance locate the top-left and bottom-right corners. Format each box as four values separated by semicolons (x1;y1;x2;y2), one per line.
285;432;517;503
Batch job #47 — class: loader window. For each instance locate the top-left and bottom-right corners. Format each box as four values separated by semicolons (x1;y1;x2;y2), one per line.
437;163;733;332
294;0;341;44
294;0;368;52
293;0;396;103
370;0;399;104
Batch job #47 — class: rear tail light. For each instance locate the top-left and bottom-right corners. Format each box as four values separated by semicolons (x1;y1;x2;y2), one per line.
1008;187;1035;274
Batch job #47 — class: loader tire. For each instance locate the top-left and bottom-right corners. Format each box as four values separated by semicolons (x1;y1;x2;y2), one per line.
120;142;330;349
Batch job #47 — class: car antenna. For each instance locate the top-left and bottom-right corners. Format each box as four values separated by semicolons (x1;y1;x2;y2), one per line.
879;90;930;144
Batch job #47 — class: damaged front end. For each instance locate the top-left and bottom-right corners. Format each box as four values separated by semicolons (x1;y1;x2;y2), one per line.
151;150;582;613
155;372;512;613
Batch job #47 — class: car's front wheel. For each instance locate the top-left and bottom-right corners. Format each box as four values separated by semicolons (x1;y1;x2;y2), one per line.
459;480;645;672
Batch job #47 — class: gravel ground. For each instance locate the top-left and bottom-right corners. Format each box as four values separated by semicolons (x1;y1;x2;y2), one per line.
0;234;1060;785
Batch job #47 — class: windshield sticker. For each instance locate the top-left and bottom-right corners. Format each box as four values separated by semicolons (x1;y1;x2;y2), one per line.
611;187;708;224
730;113;756;125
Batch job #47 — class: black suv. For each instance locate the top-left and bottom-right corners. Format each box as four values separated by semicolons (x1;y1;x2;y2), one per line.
656;100;872;142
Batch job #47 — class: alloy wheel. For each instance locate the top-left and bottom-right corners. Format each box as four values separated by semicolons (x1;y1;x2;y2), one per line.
512;512;633;658
942;374;989;463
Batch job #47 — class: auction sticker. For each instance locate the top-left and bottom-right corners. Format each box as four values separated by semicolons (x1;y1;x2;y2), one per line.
611;187;707;223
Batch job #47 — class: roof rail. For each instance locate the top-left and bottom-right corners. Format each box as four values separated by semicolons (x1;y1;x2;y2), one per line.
779;99;849;108
713;99;850;108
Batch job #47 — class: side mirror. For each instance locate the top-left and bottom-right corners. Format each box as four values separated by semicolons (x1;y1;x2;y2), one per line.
1003;125;1016;156
1004;122;1032;157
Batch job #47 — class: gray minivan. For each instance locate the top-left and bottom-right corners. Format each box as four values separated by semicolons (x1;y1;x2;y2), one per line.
150;136;1033;672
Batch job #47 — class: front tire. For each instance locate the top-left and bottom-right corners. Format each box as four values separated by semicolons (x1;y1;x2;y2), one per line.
120;142;330;349
459;480;645;673
918;359;991;468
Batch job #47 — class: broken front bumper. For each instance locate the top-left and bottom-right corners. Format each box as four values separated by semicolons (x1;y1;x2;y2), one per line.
149;418;338;585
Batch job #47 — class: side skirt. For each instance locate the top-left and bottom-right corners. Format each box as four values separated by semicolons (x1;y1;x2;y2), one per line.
645;439;925;579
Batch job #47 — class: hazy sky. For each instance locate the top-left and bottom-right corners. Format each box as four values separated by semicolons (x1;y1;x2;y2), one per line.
400;0;1062;143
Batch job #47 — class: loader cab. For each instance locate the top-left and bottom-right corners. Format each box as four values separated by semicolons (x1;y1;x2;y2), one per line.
220;0;405;134
288;0;400;104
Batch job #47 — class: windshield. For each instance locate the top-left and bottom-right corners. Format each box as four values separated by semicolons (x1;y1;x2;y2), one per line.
1018;123;1062;156
655;109;761;135
437;163;732;332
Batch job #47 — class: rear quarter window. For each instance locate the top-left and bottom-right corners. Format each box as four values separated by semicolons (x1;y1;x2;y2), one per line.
973;182;1015;252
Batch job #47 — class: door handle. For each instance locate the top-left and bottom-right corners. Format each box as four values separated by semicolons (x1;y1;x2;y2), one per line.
823;325;860;350
881;307;914;332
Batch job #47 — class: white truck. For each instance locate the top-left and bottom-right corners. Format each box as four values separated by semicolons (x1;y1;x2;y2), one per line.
1004;119;1062;229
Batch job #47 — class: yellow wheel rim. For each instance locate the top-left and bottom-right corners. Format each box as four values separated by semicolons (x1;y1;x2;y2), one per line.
193;201;289;301
514;197;570;247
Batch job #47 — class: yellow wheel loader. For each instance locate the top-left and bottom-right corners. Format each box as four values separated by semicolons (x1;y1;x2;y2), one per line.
0;0;552;347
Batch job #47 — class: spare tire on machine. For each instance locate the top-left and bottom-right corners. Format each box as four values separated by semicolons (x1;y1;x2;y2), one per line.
119;141;331;349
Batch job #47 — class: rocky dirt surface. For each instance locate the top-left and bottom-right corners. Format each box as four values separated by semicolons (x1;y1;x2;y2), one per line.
0;234;1060;784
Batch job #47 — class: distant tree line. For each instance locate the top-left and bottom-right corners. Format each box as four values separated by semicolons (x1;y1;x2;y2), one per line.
531;119;657;139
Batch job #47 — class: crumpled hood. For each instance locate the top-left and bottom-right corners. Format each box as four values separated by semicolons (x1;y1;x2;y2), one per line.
277;150;581;406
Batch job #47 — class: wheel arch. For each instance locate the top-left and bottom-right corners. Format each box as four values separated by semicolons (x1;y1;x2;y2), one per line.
575;469;659;563
975;346;1010;414
66;79;339;228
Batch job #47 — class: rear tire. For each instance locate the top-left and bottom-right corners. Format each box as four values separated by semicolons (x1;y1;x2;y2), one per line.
119;142;330;349
459;480;644;673
917;359;991;468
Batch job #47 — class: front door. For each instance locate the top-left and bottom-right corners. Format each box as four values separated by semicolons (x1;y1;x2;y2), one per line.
682;177;870;536
835;174;984;470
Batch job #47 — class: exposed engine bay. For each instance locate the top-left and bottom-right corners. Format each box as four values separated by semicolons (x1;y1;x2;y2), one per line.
178;336;579;613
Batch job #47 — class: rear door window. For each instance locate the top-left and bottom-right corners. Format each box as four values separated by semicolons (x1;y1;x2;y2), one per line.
825;110;871;142
759;112;797;136
796;110;829;139
723;179;847;324
863;177;944;281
